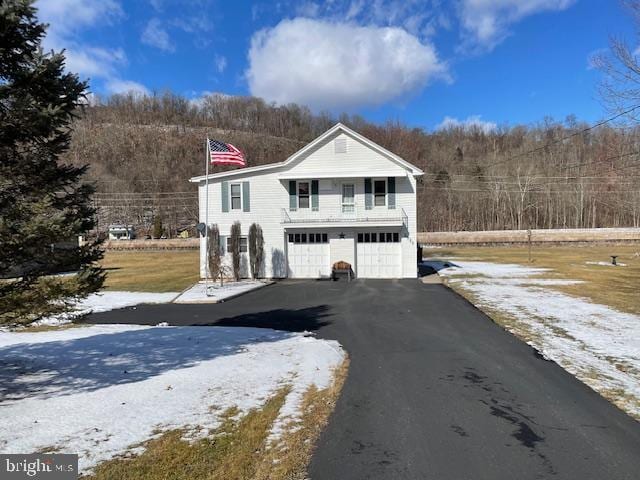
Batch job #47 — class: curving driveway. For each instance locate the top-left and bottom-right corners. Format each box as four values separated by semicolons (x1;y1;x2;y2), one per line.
88;280;640;480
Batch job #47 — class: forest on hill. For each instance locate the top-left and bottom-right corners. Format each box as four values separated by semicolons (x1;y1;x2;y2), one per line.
66;92;640;235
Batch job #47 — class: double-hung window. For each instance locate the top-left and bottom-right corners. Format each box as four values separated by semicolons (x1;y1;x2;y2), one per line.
298;182;310;209
230;183;242;210
226;237;248;253
374;180;386;207
342;184;355;213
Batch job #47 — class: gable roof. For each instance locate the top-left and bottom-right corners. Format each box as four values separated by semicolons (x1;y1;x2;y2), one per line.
189;123;424;183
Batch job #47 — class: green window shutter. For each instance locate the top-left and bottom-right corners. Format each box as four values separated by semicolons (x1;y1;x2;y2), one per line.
311;180;319;211
364;178;372;210
221;181;229;212
289;180;297;211
242;181;250;212
388;177;396;210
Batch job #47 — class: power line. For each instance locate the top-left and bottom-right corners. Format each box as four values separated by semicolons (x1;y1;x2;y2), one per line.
482;103;640;170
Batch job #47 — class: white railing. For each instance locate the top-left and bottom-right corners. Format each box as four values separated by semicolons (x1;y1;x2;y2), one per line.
281;207;408;228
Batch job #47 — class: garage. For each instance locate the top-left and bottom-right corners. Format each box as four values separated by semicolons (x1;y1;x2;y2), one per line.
356;232;402;278
287;232;330;278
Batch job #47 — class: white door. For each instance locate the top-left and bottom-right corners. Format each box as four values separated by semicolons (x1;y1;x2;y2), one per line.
356;236;402;278
287;235;330;278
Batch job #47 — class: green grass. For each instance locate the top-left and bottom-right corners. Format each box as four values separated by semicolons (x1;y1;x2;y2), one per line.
101;250;200;292
84;358;349;480
425;244;640;315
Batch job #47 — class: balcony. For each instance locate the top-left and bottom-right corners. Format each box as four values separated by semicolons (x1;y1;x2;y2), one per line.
281;207;408;229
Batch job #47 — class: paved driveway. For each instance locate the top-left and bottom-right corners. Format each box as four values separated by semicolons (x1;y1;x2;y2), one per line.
88;280;640;480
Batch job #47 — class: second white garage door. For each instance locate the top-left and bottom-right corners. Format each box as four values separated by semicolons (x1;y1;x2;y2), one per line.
287;238;330;278
356;235;402;278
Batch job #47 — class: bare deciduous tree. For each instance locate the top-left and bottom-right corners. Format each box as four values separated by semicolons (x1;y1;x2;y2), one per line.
248;223;264;279
207;224;223;285
230;221;241;281
592;1;640;119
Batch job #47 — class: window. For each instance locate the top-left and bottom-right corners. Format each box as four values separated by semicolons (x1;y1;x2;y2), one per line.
357;232;400;243
230;183;241;210
374;180;386;206
226;236;248;253
298;182;310;209
289;233;328;244
342;184;355;213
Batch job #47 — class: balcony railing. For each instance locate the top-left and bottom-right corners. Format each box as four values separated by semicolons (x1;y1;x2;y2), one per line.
281;207;408;229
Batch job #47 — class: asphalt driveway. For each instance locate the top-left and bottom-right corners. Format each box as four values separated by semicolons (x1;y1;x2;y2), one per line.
87;280;640;480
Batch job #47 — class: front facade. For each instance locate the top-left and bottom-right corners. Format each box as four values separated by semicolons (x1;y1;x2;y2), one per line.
190;123;423;279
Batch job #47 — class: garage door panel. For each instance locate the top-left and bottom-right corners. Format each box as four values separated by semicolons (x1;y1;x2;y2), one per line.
287;242;330;278
356;241;401;278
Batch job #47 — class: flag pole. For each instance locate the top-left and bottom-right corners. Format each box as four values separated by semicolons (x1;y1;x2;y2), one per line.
204;138;210;295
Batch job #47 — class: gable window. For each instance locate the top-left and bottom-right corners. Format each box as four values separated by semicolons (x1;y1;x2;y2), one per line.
298;181;310;209
226;237;247;253
230;183;242;210
374;180;386;206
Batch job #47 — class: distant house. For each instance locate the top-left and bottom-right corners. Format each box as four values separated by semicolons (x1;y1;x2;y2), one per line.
108;224;135;240
189;123;423;279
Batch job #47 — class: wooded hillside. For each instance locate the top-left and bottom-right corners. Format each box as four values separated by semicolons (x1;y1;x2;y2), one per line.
66;92;640;235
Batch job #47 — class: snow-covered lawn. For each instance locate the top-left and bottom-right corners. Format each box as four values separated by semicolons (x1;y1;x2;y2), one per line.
431;260;640;418
0;324;344;473
34;291;179;327
173;280;268;303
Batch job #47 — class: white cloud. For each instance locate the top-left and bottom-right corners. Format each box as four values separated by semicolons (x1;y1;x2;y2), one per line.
247;18;448;110
105;79;151;96
36;0;123;38
214;55;227;74
141;18;175;52
36;1;147;95
458;0;575;51
436;115;497;133
64;47;126;78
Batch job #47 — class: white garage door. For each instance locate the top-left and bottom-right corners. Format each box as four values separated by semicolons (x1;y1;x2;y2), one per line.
287;234;330;278
356;233;402;278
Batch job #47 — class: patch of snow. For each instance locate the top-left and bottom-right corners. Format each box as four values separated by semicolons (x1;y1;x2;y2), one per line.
173;280;267;304
586;261;627;267
440;260;640;417
0;325;344;473
34;291;179;327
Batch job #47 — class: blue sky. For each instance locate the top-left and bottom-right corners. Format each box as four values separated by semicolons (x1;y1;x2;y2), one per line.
35;0;630;131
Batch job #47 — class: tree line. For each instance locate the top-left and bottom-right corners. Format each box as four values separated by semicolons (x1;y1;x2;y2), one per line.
65;93;640;233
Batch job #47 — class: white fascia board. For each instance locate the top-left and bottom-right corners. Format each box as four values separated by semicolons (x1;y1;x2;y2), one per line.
189;122;424;183
278;171;408;180
189;162;284;183
282;219;405;229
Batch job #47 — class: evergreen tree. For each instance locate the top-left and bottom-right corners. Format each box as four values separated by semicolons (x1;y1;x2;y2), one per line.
0;0;104;326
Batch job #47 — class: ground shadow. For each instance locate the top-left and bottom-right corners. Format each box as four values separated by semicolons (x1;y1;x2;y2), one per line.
0;305;331;402
197;305;331;332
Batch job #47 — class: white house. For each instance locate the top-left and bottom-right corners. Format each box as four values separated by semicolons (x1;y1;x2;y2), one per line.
189;123;423;279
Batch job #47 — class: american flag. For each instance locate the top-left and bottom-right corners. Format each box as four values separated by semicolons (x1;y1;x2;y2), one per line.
207;139;246;166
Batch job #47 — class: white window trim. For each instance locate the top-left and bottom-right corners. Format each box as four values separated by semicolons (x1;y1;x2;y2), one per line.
297;180;310;209
373;178;387;207
342;183;355;213
226;236;248;253
230;182;243;211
